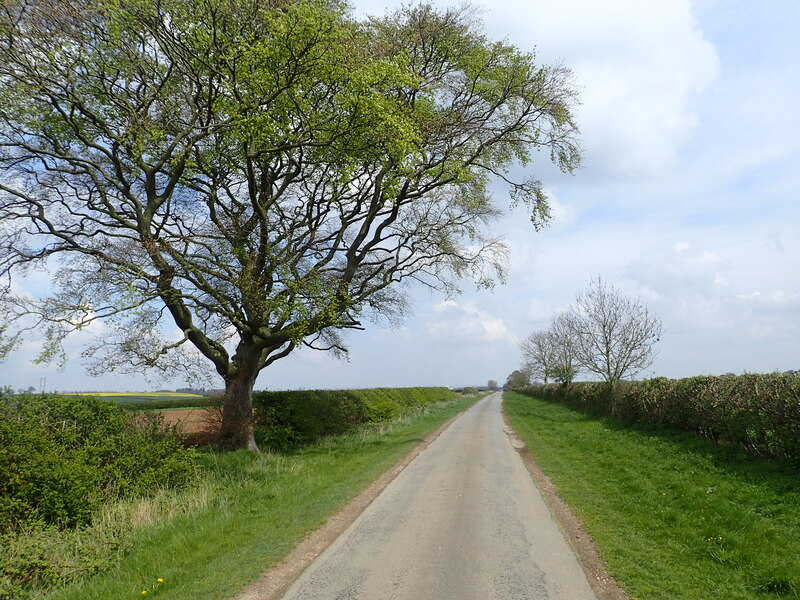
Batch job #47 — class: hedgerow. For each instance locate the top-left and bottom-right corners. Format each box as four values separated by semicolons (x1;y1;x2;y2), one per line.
252;387;454;450
0;394;198;532
514;373;800;462
0;394;198;598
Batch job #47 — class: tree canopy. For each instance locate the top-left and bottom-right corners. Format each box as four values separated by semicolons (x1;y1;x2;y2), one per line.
0;0;580;449
520;313;578;385
567;278;662;386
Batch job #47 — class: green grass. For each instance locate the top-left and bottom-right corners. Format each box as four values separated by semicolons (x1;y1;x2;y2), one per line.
503;392;800;600
41;395;478;600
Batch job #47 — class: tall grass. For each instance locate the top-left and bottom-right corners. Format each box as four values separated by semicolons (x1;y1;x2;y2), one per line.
504;392;800;600
39;395;478;600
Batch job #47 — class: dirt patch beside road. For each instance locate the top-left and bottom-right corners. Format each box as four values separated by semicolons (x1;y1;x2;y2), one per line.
158;408;220;446
160;408;210;433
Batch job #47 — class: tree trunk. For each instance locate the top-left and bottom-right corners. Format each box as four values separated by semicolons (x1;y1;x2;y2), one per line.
219;369;260;452
608;379;621;417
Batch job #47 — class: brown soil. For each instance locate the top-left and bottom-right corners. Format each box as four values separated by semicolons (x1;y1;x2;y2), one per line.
160;408;210;432
160;408;220;446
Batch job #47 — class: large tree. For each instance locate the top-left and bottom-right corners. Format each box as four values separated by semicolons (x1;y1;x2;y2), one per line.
0;0;580;450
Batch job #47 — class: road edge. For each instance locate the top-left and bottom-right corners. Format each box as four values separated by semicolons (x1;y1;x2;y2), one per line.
233;396;482;600
501;400;630;600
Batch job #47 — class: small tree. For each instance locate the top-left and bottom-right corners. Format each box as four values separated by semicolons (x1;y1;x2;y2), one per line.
547;312;579;384
0;0;580;450
487;380;498;391
504;369;531;389
519;330;556;384
520;315;578;385
567;278;662;388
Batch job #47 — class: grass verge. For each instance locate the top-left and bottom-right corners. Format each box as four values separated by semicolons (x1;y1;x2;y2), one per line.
41;394;479;600
503;392;800;600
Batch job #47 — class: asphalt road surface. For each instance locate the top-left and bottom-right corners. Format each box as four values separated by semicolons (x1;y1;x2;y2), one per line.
279;392;598;600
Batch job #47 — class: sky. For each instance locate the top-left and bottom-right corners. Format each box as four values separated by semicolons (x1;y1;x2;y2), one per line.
1;0;798;392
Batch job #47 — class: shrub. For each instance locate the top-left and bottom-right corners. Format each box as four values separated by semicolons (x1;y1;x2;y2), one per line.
252;390;367;450
0;394;198;532
253;387;454;450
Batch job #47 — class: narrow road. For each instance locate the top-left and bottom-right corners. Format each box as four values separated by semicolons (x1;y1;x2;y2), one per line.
278;393;597;600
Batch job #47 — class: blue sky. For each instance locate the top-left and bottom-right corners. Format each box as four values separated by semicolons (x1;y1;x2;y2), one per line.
1;0;798;392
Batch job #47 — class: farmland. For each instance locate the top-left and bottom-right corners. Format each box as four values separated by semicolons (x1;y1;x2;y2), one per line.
62;391;206;404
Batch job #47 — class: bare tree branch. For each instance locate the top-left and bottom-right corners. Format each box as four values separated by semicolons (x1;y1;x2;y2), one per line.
568;277;663;386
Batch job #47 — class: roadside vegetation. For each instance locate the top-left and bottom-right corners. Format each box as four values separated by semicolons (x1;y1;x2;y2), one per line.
0;394;199;599
504;391;800;600
1;388;479;599
515;373;800;462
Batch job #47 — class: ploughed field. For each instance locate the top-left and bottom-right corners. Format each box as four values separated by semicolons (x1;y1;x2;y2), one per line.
160;408;211;435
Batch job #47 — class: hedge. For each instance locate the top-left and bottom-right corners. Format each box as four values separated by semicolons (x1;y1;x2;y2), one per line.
0;394;198;532
514;374;800;462
252;387;455;450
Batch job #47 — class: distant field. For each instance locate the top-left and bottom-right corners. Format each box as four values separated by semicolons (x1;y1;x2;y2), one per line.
62;392;206;404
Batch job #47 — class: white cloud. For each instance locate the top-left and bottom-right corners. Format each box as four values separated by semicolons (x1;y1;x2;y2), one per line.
8;267;55;297
673;242;690;253
627;242;730;296
525;299;553;322
354;0;719;180
484;0;720;179
545;191;578;230
427;300;515;343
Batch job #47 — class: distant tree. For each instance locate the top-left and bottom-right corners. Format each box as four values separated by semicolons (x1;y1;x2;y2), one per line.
504;369;531;389
0;0;580;450
567;278;662;387
547;312;579;384
519;330;556;384
520;318;578;384
487;380;498;390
